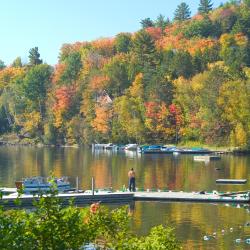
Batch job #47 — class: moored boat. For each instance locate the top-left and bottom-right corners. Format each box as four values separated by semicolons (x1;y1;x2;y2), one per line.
15;176;72;194
124;144;138;151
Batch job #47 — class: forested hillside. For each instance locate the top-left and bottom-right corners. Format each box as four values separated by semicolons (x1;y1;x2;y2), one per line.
1;0;250;147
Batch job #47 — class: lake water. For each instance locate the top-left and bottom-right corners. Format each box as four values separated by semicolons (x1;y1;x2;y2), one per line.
0;146;250;249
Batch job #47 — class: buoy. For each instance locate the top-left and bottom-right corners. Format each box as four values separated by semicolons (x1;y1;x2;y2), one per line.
203;235;210;241
246;239;250;244
90;202;100;213
230;228;233;232
235;239;241;243
221;229;225;234
213;232;217;236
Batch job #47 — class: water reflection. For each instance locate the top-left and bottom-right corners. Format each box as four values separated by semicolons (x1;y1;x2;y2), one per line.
0;146;250;249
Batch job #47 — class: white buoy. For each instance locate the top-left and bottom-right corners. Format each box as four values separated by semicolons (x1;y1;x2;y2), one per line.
213;232;217;236
235;239;241;243
221;229;225;234
203;236;210;241
246;239;250;244
230;228;233;232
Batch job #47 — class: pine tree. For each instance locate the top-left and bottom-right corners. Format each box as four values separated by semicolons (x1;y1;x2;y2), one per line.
155;14;170;31
198;0;213;14
174;2;191;21
140;18;154;29
28;47;42;66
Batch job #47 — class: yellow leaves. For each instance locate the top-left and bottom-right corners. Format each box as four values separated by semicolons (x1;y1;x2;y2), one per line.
0;66;25;88
234;33;248;47
129;73;143;98
16;111;41;133
190;72;208;91
220;33;248;48
235;123;247;146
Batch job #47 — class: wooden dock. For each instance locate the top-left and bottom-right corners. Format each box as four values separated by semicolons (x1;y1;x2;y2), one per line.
0;189;249;208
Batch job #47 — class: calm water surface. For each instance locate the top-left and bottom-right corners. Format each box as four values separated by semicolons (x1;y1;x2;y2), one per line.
0;146;250;249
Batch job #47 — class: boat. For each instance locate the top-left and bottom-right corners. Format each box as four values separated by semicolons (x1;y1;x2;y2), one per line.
124;144;138;151
104;143;117;150
15;176;72;193
138;145;174;154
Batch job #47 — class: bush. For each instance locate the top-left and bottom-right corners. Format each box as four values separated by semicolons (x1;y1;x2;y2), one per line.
0;190;181;249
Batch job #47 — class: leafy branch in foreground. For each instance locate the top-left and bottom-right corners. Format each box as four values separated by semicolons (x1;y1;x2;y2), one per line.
0;191;180;249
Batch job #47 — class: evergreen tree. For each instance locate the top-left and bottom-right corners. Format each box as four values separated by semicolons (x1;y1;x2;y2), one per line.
174;2;191;21
155;14;170;31
132;30;157;68
140;18;154;28
198;0;213;14
115;33;132;53
28;47;43;66
0;60;5;70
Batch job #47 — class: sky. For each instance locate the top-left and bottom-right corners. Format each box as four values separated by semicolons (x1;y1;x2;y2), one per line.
0;0;228;66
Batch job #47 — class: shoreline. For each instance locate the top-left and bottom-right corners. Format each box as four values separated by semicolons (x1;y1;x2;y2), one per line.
0;139;250;154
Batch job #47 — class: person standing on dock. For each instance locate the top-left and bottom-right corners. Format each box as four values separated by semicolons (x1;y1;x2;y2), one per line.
128;168;136;192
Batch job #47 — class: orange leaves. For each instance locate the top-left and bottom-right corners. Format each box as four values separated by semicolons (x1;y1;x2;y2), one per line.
157;34;217;55
52;86;75;128
54;86;75;111
91;105;112;134
90;75;110;92
92;38;115;56
145;27;163;40
52;64;66;84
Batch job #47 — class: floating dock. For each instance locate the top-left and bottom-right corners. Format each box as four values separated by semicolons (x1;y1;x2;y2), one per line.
134;191;249;203
194;155;221;162
216;179;247;184
0;189;249;208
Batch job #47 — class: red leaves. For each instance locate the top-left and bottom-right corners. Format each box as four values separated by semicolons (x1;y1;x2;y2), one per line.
53;86;75;112
145;27;163;40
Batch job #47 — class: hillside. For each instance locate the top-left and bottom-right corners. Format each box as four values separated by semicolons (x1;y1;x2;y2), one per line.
0;0;250;147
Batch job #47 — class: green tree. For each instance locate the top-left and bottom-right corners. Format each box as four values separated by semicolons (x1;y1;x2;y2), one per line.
174;2;191;21
132;30;157;68
155;14;170;31
115;33;132;53
171;51;194;79
12;57;22;67
0;60;5;70
140;17;154;28
28;47;43;66
198;0;213;14
22;64;52;118
60;51;82;85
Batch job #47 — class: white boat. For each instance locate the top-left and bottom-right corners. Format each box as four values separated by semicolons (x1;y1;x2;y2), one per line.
125;144;138;151
104;143;117;150
15;176;71;193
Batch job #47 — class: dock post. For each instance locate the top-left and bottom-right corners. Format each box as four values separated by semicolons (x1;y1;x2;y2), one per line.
91;177;95;196
76;176;79;192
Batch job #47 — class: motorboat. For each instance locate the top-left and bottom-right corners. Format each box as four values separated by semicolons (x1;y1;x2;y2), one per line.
124;144;138;151
15;176;71;193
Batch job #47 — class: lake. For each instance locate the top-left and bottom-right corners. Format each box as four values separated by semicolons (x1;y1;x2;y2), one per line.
0;146;250;249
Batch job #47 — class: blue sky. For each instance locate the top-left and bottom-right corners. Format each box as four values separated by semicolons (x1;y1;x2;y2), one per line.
0;0;227;66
